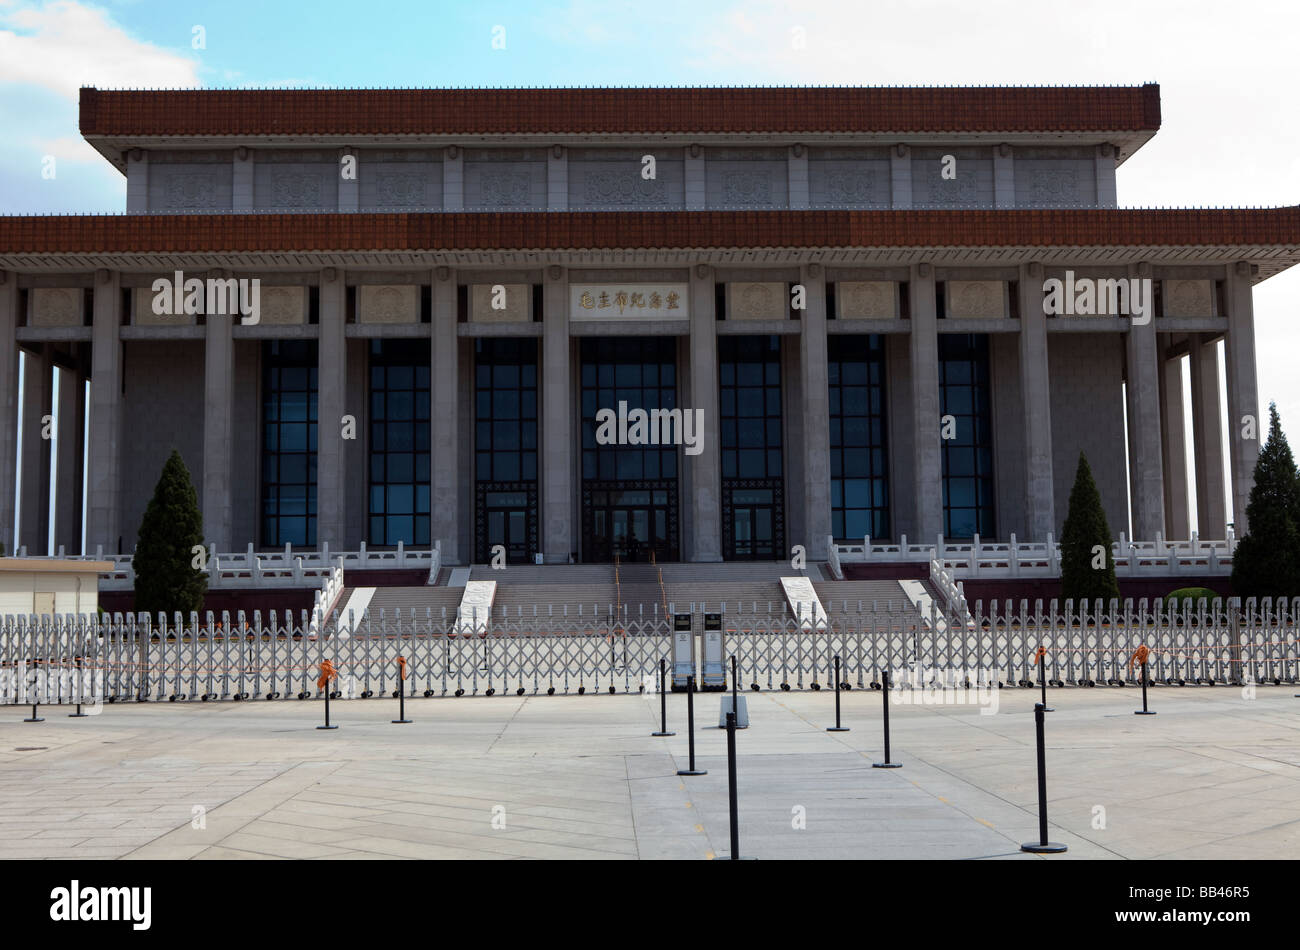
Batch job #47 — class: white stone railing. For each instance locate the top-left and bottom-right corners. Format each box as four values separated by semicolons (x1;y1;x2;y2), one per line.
15;541;442;590
833;531;1237;579
929;557;970;616
308;559;347;639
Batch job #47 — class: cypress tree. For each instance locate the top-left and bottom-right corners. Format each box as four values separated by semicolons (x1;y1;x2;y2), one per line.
1230;403;1300;600
1059;452;1121;608
133;449;207;618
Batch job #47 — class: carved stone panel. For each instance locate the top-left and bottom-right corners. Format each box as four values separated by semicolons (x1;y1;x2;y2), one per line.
1162;279;1214;318
258;286;308;326
254;162;337;210
133;286;194;326
358;285;420;325
837;281;896;319
727;282;787;320
471;283;531;323
946;281;1006;319
31;288;83;327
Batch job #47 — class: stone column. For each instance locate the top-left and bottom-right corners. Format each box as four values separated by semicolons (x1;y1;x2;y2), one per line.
0;273;18;553
87;269;123;554
125;150;149;213
1017;263;1055;539
541;267;572;563
994;144;1015;208
1095;144;1118;207
787;145;809;209
684;145;706;211
443;147;464;211
688;265;722;561
547;146;567;210
1124;264;1165;540
890;145;912;209
431;267;460;563
910;264;942;540
1190;333;1227;538
338;147;358;212
800;265;830;560
1223;262;1260;535
202;306;234;551
232;148;254;211
55;362;84;554
1158;349;1189;540
316;268;347;549
19;345;52;554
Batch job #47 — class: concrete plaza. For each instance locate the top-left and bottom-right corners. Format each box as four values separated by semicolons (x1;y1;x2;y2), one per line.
0;686;1296;860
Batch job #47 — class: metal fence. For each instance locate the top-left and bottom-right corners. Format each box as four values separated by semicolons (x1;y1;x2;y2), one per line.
2;597;1298;707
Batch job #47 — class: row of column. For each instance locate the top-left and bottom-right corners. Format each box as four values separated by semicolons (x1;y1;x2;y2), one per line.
0;261;1262;561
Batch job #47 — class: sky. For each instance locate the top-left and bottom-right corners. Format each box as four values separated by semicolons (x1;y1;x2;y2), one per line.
1;0;1297;547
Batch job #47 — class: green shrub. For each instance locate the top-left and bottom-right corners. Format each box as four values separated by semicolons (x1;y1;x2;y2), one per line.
132;449;207;617
1059;452;1120;607
1164;587;1220;606
1231;403;1300;599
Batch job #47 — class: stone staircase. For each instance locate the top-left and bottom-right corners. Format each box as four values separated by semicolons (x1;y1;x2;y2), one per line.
813;579;919;614
340;564;919;624
366;585;467;617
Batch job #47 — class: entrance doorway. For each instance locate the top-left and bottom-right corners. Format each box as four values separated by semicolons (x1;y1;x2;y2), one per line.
723;485;783;560
585;487;674;562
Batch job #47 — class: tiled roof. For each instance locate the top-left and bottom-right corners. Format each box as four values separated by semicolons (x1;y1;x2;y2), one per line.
2;208;1296;253
79;85;1162;137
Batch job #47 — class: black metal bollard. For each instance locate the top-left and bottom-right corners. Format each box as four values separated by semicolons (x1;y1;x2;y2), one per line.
726;711;740;859
827;655;849;732
652;658;675;737
677;675;707;776
872;669;900;768
1036;649;1054;712
1020;702;1067;853
392;656;411;724
318;684;337;730
1135;661;1156;715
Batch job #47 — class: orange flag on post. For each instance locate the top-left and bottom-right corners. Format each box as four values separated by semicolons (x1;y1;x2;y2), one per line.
1127;645;1151;670
317;659;338;690
397;655;408;681
1030;645;1047;666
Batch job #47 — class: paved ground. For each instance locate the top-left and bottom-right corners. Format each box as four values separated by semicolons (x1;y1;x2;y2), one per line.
0;685;1296;859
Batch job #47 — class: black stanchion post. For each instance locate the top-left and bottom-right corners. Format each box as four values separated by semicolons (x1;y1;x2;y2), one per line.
1136;659;1156;715
827;655;849;732
676;675;707;776
726;711;740;860
1021;702;1067;853
392;656;411;724
317;661;338;730
652;658;674;737
872;669;900;768
1035;647;1054;712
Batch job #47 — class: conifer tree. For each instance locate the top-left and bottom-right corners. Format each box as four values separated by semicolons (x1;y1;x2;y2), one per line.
1230;403;1300;600
1059;452;1121;608
133;450;207;618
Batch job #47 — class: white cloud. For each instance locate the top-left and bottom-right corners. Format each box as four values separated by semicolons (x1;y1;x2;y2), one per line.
0;0;199;99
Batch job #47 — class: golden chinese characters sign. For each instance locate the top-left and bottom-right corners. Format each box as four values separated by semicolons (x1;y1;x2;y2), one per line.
569;283;689;321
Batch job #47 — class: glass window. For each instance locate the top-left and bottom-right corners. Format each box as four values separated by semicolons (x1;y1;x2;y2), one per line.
368;339;432;546
828;334;890;541
939;334;996;539
580;337;679;485
261;341;318;546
